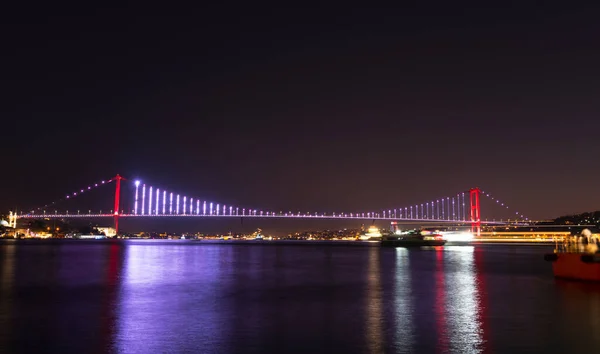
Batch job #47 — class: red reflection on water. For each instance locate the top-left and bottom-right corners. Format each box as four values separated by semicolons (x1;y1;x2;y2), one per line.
100;242;124;352
435;247;449;352
474;247;492;353
107;243;121;285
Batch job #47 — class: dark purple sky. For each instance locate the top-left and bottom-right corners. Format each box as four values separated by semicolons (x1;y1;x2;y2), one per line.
2;3;600;232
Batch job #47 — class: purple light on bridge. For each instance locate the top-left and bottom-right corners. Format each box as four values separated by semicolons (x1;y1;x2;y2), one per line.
163;190;166;214
441;199;444;219
216;204;219;215
223;205;226;215
196;200;200;215
203;201;206;215
141;184;146;215
156;189;160;215
236;207;239;216
229;206;232;215
242;208;245;216
455;196;459;220
183;196;187;215
190;198;194;215
176;195;180;214
134;181;140;215
209;202;213;215
452;197;456;220
169;193;173;214
148;187;153;215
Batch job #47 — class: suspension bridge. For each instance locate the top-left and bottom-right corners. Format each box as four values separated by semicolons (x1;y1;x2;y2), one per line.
8;174;531;235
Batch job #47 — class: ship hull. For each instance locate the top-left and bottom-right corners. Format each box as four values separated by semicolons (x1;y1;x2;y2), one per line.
381;239;446;247
545;252;600;281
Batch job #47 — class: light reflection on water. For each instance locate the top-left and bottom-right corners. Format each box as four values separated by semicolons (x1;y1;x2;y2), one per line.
434;247;450;353
442;246;484;353
115;243;230;354
365;247;383;353
393;248;413;353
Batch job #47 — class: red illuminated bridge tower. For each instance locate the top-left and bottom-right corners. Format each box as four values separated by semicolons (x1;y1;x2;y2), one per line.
112;174;124;235
470;187;481;237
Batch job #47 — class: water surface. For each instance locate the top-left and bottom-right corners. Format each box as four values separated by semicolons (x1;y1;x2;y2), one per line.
1;240;599;353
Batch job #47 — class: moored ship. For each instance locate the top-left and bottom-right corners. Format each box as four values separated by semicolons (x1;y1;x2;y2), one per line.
544;230;600;281
381;229;446;247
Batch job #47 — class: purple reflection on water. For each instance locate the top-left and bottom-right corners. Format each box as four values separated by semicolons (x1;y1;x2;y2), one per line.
115;241;232;353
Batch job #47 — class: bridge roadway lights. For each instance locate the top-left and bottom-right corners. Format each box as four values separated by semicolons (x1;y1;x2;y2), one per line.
15;213;517;226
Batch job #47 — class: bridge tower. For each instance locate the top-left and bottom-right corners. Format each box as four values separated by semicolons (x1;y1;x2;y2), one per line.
113;174;123;235
470;187;481;237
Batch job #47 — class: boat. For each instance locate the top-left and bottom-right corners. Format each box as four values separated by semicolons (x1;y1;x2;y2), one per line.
544;234;600;281
381;229;446;247
357;225;383;241
251;228;264;240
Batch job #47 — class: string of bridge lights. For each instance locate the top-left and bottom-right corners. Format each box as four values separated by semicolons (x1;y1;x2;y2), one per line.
128;181;386;218
374;192;470;221
480;189;528;221
28;177;114;214
133;180;264;217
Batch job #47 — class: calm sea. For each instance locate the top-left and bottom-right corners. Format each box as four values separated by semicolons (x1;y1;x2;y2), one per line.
0;240;599;353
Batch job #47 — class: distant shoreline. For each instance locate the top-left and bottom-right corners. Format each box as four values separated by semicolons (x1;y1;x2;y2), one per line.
0;238;557;248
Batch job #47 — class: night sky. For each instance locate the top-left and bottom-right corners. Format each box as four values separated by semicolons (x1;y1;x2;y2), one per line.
2;3;600;233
